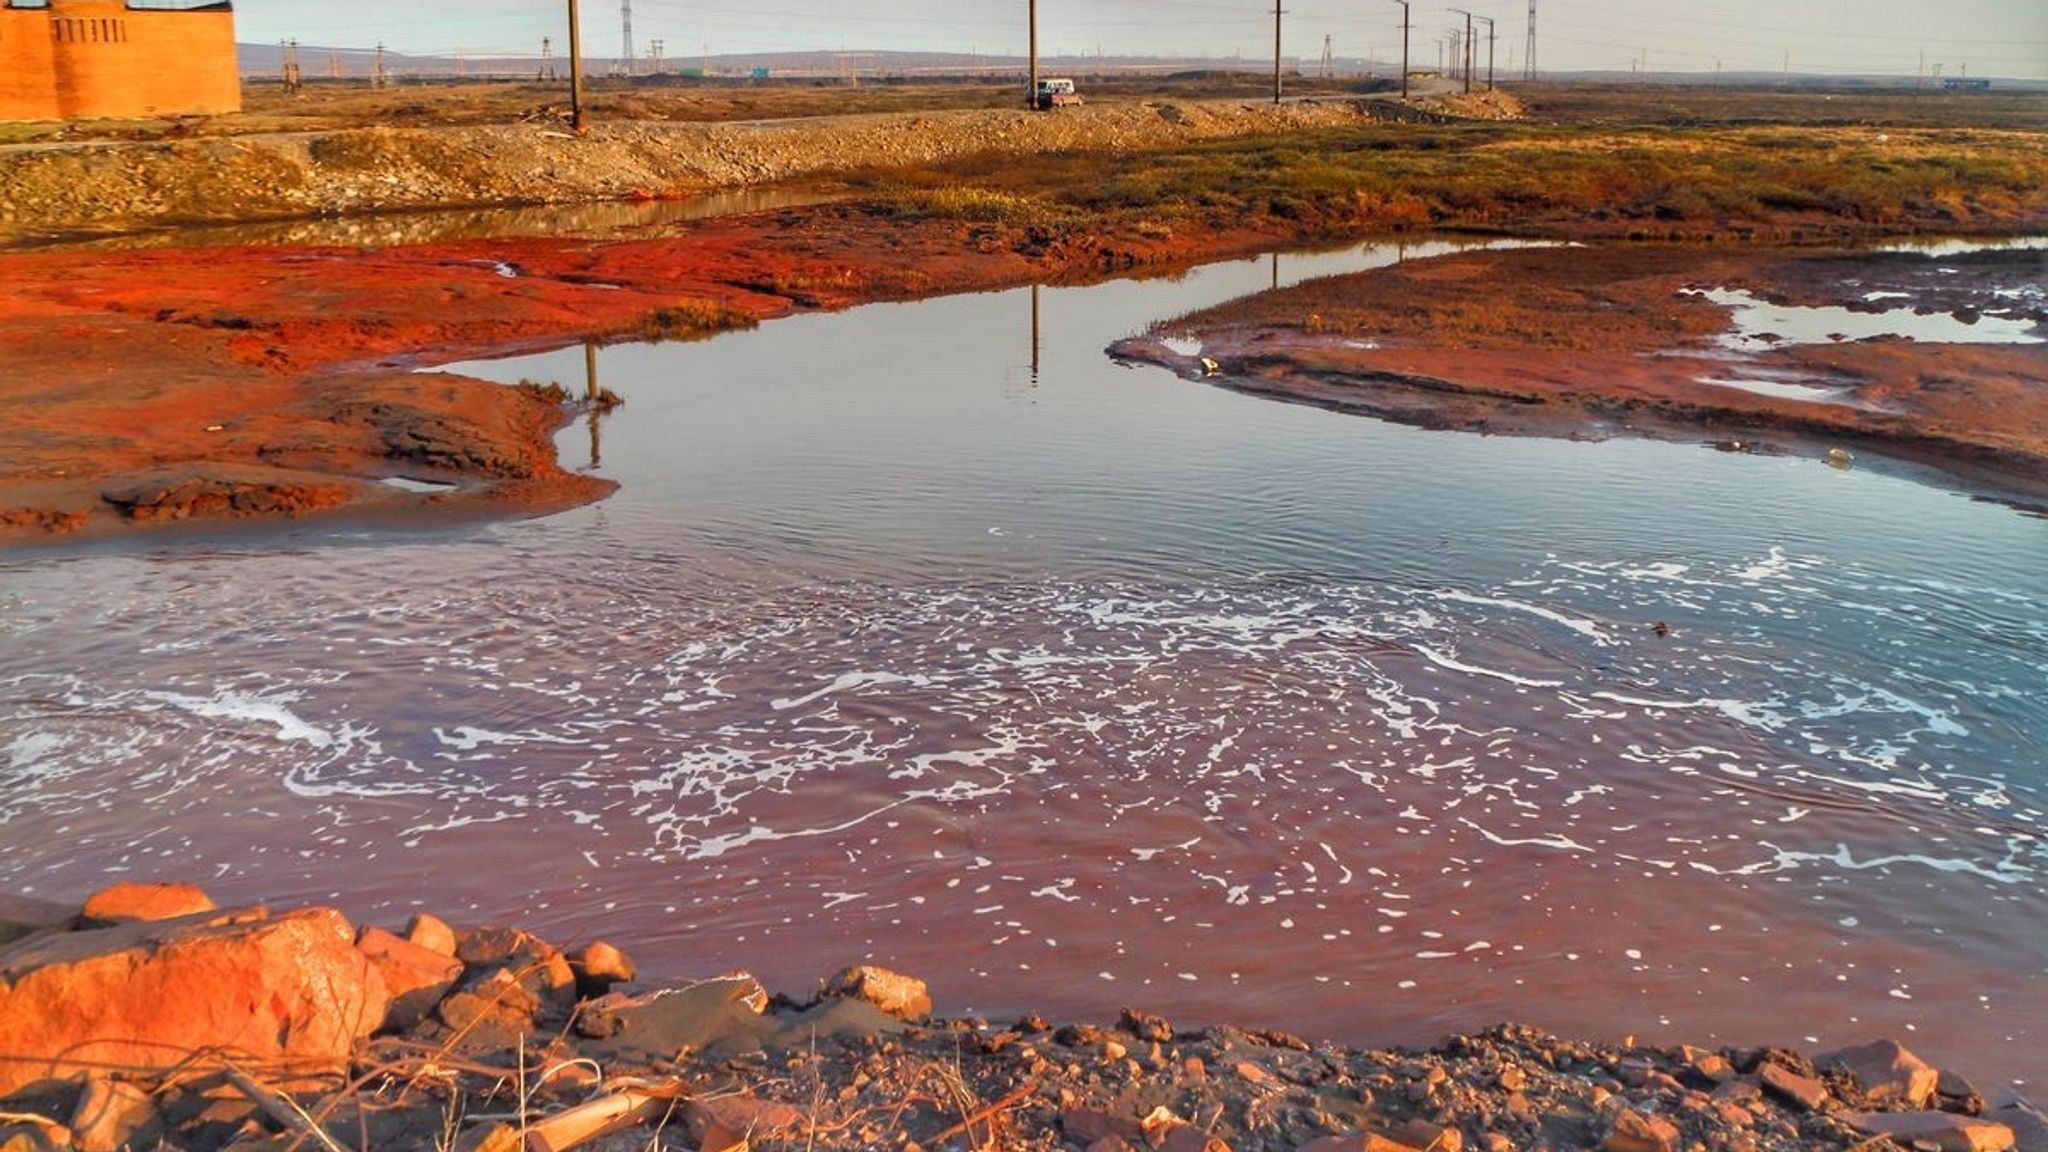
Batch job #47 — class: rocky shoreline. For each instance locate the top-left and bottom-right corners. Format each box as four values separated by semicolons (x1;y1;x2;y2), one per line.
0;884;2038;1152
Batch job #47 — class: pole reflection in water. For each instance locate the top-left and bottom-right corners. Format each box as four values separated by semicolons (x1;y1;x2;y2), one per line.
585;339;604;470
1030;283;1041;386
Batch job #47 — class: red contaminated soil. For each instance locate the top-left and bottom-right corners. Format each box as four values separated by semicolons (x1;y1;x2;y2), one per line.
1114;244;2048;504
0;205;1287;544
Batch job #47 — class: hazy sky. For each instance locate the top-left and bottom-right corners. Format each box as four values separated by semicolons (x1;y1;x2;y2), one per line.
235;0;2047;78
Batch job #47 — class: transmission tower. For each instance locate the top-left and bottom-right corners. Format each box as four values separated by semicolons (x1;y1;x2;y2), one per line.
373;42;388;88
541;36;555;81
1319;34;1333;78
328;48;340;79
1524;0;1536;81
620;0;634;75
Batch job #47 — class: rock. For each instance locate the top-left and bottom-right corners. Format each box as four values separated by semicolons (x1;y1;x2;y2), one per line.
1386;1119;1460;1152
1062;1108;1144;1146
405;912;458;957
567;940;637;996
356;926;462;1032
1119;1007;1174;1043
0;906;386;1097
436;969;542;1045
821;964;931;1020
684;1096;807;1144
1296;1136;1423;1152
1759;1062;1831;1112
1846;1111;2016;1152
1233;1060;1278;1087
1087;1139;1139;1152
1160;1125;1232;1152
69;1076;156;1152
454;926;577;1017
78;882;215;926
1820;1039;1939;1109
1939;1070;1986;1115
1984;1105;2046;1152
1601;1110;1679;1152
0;1123;70;1152
0;895;74;948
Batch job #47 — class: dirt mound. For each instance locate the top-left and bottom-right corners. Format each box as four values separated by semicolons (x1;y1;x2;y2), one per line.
0;100;1377;243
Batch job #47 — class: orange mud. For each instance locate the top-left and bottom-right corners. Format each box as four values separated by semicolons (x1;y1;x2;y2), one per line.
0;205;1299;544
1115;244;2048;505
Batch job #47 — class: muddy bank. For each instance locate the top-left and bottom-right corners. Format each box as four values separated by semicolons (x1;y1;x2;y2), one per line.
1113;243;2048;504
2;883;2039;1152
0;99;1387;245
0;199;1344;545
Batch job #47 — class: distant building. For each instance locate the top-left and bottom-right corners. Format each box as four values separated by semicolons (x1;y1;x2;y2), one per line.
1942;77;1991;92
0;0;240;121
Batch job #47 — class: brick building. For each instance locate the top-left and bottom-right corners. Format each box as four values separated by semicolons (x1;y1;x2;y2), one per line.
0;0;240;121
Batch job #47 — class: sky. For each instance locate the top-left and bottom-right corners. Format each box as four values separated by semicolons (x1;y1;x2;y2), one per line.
232;0;2048;78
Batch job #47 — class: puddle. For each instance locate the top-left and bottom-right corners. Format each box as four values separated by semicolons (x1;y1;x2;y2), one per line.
380;476;459;494
1689;287;2045;351
1694;376;1855;405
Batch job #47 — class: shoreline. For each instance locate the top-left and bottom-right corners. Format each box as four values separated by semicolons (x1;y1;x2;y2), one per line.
2;883;2038;1152
4;216;2047;550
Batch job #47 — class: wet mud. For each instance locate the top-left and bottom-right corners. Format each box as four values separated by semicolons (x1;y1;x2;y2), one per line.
1113;244;2048;507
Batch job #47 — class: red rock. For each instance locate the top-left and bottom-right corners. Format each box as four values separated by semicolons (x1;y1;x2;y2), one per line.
1819;1039;1939;1109
78;882;215;926
356;926;462;1032
683;1096;807;1144
0;906;386;1097
1087;1138;1139;1152
69;1076;156;1152
568;940;637;993
1601;1110;1680;1152
405;912;457;957
1759;1062;1830;1112
1985;1105;2046;1152
821;964;932;1020
1063;1108;1144;1146
1846;1111;2016;1152
0;1122;71;1152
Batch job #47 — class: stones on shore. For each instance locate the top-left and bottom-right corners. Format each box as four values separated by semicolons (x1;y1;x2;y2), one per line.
821;964;932;1021
1820;1038;1940;1109
1844;1110;2017;1152
77;882;215;927
0;902;384;1099
0;884;2027;1152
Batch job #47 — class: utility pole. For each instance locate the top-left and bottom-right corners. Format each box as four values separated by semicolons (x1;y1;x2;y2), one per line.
566;0;586;133
1389;0;1409;98
1477;16;1493;90
1448;8;1472;94
1273;0;1284;104
1524;0;1535;81
620;0;633;76
1320;34;1333;79
1028;0;1038;108
373;42;388;88
328;47;340;79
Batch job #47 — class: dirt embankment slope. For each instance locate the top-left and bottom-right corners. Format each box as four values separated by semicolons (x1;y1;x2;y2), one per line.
0;99;1381;243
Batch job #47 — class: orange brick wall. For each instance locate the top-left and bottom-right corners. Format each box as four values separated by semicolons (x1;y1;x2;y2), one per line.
0;0;241;121
0;8;64;120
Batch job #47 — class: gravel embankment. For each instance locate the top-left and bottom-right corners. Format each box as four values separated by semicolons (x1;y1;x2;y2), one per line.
0;99;1375;242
